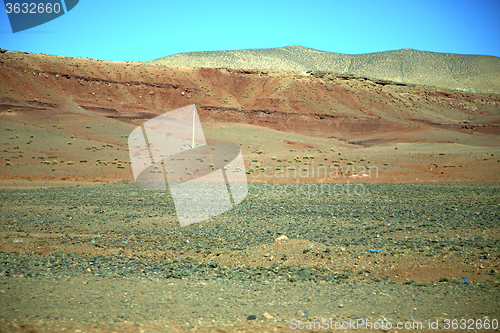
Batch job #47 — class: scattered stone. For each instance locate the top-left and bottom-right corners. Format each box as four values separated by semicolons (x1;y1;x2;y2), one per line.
247;315;256;320
295;310;308;318
263;312;273;320
275;235;289;242
403;278;414;285
338;304;344;308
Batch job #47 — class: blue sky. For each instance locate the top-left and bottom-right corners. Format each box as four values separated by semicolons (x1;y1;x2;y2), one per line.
0;0;499;62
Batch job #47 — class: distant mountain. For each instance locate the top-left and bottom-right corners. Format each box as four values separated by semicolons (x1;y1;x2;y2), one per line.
148;46;500;94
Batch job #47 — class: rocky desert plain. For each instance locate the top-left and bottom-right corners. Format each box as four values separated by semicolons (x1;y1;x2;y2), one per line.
0;47;499;332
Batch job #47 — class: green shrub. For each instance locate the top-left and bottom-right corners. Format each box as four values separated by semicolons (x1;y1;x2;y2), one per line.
5;161;11;166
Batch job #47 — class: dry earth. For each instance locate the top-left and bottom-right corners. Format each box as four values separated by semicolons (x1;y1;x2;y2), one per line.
0;50;499;332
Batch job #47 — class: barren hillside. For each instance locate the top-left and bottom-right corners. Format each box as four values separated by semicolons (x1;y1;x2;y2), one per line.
149;46;500;94
0;49;499;184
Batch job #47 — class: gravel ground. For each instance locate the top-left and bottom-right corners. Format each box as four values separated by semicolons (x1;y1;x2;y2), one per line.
1;182;499;249
0;182;499;332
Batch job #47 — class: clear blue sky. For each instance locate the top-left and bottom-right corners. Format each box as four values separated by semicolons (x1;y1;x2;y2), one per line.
0;0;499;62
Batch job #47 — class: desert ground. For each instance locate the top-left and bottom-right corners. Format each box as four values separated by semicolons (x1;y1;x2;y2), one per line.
0;50;499;332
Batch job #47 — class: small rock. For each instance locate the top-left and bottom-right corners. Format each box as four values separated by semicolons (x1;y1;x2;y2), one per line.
275;235;289;241
340;247;346;251
295;310;308;318
263;312;273;320
338;304;344;308
247;315;256;320
263;253;270;257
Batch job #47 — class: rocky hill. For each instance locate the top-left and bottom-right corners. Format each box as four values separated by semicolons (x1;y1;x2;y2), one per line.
148;46;500;94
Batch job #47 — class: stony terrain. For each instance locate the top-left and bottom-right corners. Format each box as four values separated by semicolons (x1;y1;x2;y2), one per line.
0;49;499;332
0;182;499;332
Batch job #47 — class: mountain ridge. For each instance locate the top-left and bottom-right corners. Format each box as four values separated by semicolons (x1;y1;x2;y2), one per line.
148;46;500;94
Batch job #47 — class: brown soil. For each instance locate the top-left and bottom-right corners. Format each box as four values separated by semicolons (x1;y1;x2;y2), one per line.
0;50;499;332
